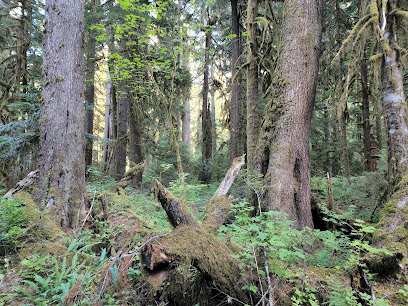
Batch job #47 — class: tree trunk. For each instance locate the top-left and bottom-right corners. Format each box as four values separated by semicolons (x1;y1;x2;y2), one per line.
254;0;322;229
84;0;98;171
210;67;217;158
376;106;383;151
340;110;351;183
114;82;129;180
102;72;111;172
229;0;240;162
36;0;85;228
200;17;215;183
361;51;372;172
128;101;143;188
336;0;351;184
181;45;191;158
381;28;408;190
324;103;332;175
246;0;260;177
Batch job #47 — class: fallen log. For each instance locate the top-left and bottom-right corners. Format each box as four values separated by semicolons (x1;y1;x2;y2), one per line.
141;155;257;304
367;173;408;276
110;163;144;192
4;170;38;199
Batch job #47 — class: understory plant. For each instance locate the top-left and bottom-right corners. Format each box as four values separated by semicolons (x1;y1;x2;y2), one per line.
220;198;392;304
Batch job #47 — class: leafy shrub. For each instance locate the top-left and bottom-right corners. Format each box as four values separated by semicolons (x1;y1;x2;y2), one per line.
0;197;25;255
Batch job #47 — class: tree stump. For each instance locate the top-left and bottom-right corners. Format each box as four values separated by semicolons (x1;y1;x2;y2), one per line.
140;155;257;304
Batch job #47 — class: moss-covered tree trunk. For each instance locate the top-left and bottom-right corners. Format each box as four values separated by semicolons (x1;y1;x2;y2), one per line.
246;0;260;177
128;101;143;188
200;16;215;183
36;0;85;228
336;0;351;184
361;50;372;172
254;0;322;229
380;9;408;190
229;0;240;163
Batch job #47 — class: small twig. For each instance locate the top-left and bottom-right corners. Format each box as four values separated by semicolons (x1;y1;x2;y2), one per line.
97;249;122;300
80;190;97;230
263;248;272;306
253;246;265;299
211;286;248;305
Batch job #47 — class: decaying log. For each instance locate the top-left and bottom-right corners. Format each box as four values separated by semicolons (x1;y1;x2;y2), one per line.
153;180;199;227
110;163;144;192
367;173;408;276
141;155;255;303
4;170;38;199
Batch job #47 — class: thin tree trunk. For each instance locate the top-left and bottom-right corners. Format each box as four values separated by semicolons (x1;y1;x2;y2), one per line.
181;46;191;155
210;66;216;157
336;0;351;184
376;107;382;151
102;72;111;171
254;0;322;229
200;17;215;183
229;0;240;162
128;101;143;188
324;103;332;174
115;81;129;180
246;0;260;177
84;0;98;171
36;0;85;228
361;50;372;172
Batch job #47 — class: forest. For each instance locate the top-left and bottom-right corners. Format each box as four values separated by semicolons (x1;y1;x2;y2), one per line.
0;0;408;305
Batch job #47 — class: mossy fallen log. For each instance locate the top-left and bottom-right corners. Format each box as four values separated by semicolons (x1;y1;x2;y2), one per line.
110;163;144;192
367;173;408;276
140;155;257;304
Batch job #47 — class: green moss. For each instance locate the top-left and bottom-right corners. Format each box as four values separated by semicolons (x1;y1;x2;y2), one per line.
380;38;392;54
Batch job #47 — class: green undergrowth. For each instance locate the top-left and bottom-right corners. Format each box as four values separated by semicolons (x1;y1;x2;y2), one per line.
219;199;406;305
311;171;387;222
1;168;407;305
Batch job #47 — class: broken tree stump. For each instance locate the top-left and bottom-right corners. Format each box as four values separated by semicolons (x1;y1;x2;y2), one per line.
140;155;256;303
110;163;144;192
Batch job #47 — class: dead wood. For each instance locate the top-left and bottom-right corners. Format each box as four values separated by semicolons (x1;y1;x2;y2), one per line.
140;155;256;303
366;173;408;276
110;164;144;192
4;170;38;199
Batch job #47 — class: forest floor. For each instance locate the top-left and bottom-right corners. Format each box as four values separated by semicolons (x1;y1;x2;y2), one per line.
0;168;407;305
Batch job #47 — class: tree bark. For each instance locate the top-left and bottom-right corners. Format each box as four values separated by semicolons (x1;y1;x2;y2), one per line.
381;25;408;190
336;0;351;184
102;72;111;172
200;16;215;183
361;51;372;172
84;0;98;171
114;81;129;180
229;0;240;163
254;0;322;229
36;0;86;228
128;101;143;188
246;0;260;177
210;67;217;158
